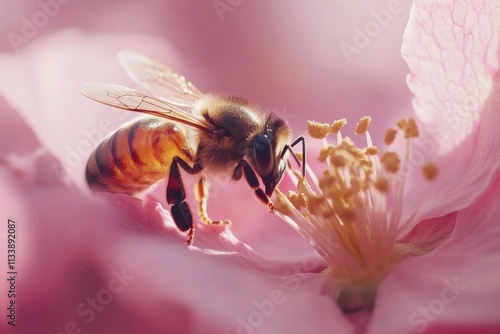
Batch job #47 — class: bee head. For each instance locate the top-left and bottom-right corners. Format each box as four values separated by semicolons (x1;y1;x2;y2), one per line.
250;114;292;196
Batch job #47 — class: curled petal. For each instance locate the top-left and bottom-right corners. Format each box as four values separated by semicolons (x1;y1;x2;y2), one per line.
402;0;500;153
399;0;500;231
371;170;500;334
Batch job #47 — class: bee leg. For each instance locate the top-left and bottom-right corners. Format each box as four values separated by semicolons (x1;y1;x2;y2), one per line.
233;160;274;213
170;202;194;245
167;157;202;245
194;177;231;225
281;136;306;177
186;227;195;246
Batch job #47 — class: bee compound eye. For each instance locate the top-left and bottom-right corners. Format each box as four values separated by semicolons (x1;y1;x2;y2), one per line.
252;133;274;176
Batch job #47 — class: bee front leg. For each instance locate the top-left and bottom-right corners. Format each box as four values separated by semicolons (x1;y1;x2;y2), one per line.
194;176;231;225
233;160;274;213
281;136;306;177
167;157;202;246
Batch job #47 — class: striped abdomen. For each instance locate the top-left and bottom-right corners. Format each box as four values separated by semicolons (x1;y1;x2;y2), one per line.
86;116;194;195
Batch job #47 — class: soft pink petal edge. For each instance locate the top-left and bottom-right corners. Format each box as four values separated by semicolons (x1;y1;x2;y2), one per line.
369;169;500;333
399;0;500;235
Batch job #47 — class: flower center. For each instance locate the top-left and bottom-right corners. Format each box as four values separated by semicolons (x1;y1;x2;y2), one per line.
275;116;437;313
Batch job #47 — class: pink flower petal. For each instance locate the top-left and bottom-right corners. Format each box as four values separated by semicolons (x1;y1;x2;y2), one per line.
369;171;500;333
0;124;350;334
0;98;345;333
1;3;498;333
399;0;500;232
402;0;500;154
0;96;40;156
399;212;457;255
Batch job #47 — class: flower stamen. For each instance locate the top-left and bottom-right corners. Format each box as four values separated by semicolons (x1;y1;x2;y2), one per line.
275;116;437;313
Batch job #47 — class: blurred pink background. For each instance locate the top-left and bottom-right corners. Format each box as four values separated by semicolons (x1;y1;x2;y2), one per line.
0;0;413;134
0;1;423;333
0;0;415;253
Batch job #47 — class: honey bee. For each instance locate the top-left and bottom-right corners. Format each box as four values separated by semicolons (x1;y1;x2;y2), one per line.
81;51;304;245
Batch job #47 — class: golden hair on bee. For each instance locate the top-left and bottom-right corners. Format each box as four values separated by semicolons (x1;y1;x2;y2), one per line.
81;51;304;245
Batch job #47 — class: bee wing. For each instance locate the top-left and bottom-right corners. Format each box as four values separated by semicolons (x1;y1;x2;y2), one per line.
81;83;214;134
118;50;204;107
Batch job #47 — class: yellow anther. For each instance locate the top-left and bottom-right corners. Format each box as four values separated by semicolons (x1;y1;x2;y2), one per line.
274;190;294;216
384;128;398;145
319;145;334;162
298;193;309;208
374;177;390;192
331;118;347;134
339;138;356;150
288;191;309;209
277;116;421;293
323;208;338;219
297;178;315;198
308;196;325;215
380;152;401;173
358;158;373;168
362;166;373;176
308;121;332;139
364;146;379;155
337;206;356;222
422;163;439;181
318;175;337;192
338;139;364;160
288;191;299;207
331;154;347;168
397;118;419;138
354;116;372;135
342;188;354;199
